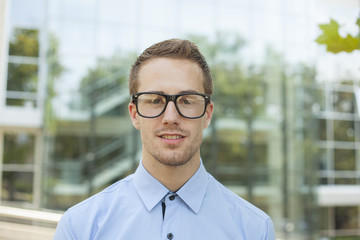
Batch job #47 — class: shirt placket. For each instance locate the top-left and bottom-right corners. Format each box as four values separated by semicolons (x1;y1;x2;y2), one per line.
162;193;179;240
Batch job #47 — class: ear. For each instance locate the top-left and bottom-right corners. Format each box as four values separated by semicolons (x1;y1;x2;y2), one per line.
129;102;140;130
203;101;214;129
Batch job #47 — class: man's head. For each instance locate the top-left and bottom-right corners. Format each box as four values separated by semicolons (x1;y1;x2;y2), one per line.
128;39;214;169
129;38;213;96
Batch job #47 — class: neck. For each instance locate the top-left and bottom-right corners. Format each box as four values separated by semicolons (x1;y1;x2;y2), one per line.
142;154;201;192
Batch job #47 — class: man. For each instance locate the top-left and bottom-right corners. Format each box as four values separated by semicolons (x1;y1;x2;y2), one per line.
54;39;276;239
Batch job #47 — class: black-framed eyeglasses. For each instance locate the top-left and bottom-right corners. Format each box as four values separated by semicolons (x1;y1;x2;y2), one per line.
131;92;211;119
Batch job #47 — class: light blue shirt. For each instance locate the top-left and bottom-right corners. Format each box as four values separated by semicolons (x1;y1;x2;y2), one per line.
54;161;276;240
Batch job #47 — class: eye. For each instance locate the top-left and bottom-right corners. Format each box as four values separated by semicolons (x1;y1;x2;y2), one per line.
139;94;165;105
182;99;191;105
152;98;163;104
148;95;166;105
178;96;195;105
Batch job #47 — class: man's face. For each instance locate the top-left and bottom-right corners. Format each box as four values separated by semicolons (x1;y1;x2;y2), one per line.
129;57;214;167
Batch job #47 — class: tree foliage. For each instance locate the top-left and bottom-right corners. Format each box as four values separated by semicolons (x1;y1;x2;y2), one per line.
7;29;39;95
189;33;268;122
9;28;39;57
316;18;360;53
190;33;273;201
45;33;66;134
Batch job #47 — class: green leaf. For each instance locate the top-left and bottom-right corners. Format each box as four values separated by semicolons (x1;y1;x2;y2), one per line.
341;34;360;53
316;18;360;53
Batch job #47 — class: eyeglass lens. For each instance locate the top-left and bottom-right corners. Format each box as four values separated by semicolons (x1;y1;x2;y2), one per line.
136;93;207;118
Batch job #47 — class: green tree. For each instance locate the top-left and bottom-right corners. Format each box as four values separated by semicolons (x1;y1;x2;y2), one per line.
9;28;39;57
190;33;269;202
45;33;66;134
7;29;39;106
41;33;65;208
195;33;323;236
2;134;35;202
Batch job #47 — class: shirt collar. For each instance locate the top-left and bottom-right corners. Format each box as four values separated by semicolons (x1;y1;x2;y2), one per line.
133;160;209;215
133;161;169;212
176;161;208;214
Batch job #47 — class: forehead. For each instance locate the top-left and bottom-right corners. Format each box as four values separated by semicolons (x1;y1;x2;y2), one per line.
137;57;205;93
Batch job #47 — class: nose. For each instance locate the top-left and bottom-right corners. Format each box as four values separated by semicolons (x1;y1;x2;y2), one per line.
162;101;181;125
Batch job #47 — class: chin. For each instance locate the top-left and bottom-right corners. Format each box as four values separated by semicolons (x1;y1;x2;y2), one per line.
155;152;193;167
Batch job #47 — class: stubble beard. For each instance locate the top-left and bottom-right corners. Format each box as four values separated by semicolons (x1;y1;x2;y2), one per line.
141;128;203;167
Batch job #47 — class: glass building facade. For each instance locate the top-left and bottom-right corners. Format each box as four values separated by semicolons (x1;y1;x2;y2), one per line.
0;0;359;239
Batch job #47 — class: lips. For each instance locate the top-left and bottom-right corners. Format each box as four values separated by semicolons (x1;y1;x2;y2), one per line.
157;132;186;145
161;135;184;139
155;128;189;146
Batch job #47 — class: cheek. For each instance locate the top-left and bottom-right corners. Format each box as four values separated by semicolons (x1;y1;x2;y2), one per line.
201;117;209;130
137;119;155;136
192;121;206;138
138;125;150;145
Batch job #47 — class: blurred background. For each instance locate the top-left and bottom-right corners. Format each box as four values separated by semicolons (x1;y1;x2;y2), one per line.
0;0;359;239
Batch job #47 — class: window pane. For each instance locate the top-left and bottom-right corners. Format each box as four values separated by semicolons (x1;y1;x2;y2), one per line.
334;178;356;185
7;28;39;107
314;89;326;112
7;63;38;92
3;133;35;164
318;119;327;141
318;149;328;171
320;177;328;185
319;207;329;230
334;149;355;171
9;28;39;57
335;206;359;230
333;120;355;142
1;172;33;203
10;0;44;25
5;97;37;107
202;129;269;185
333;91;356;113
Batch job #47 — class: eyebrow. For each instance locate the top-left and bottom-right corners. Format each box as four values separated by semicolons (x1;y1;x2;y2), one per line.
145;90;202;95
179;90;201;94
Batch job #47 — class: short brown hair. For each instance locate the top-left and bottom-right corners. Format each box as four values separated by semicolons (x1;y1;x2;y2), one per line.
129;38;213;95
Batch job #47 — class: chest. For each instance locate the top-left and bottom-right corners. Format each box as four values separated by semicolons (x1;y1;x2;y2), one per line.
93;199;245;240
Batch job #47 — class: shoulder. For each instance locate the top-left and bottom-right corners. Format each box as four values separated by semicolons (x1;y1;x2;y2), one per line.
69;174;134;214
207;175;276;238
208;175;274;237
54;174;135;239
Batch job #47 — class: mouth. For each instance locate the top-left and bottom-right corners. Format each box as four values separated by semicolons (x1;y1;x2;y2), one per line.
155;128;189;145
160;135;184;140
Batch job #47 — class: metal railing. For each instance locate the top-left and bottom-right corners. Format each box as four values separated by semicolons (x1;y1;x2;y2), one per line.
0;205;63;240
0;205;62;224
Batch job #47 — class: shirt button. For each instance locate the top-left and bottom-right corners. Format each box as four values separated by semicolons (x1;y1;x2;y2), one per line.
167;233;174;239
169;195;175;201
